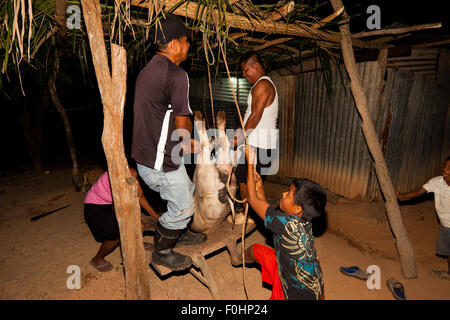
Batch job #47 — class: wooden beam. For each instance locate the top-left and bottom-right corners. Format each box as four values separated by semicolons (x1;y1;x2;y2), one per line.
196;32;248;52
388;54;438;62
353;23;442;38
252;37;294;51
367;34;410;46
264;1;295;22
131;0;370;48
272;49;315;63
310;7;344;28
387;60;436;67
240;36;266;44
413;39;450;48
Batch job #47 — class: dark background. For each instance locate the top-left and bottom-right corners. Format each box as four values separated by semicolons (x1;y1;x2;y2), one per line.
0;0;448;174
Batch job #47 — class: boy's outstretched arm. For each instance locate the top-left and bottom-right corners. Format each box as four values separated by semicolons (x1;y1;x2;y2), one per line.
396;187;427;201
245;146;269;220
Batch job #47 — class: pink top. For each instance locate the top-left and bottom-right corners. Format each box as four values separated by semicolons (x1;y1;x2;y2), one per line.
84;171;113;205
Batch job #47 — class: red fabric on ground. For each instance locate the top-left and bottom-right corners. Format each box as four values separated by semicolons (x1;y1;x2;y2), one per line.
252;244;285;300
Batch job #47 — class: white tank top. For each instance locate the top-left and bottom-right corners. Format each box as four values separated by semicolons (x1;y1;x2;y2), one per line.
243;76;279;149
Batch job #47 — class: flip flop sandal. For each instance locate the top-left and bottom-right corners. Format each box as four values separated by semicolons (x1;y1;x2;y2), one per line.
339;266;370;280
90;260;114;272
429;269;450;280
386;277;406;300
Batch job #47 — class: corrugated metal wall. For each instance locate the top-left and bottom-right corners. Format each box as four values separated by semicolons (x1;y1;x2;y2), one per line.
190;76;251;130
273;60;449;200
271;61;382;199
366;68;450;199
190;56;449;200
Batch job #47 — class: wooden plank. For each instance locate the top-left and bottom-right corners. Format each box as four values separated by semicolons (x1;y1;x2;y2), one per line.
194;254;222;300
149;219;256;276
387;55;438;62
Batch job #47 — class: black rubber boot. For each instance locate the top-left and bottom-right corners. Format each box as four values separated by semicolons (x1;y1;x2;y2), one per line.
151;222;192;271
175;228;207;247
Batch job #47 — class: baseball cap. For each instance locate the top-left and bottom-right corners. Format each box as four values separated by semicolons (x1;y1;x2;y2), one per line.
153;14;191;44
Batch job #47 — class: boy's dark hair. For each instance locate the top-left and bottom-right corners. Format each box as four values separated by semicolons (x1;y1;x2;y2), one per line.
446;156;450;162
292;178;326;222
239;51;264;69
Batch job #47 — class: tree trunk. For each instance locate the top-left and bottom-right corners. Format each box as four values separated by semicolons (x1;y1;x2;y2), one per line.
330;0;417;278
48;55;81;191
81;0;151;299
56;0;67;39
17;89;47;173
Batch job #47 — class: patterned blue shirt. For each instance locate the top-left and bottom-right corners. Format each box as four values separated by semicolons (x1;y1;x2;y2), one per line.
264;206;324;300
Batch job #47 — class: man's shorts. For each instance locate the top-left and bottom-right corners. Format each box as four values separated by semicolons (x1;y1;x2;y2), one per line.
234;147;275;184
436;224;450;257
84;203;120;243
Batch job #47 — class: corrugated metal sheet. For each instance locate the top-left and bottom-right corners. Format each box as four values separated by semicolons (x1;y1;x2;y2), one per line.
189;57;449;200
387;48;439;79
367;68;450;199
272;61;381;199
274;60;448;200
190;76;250;130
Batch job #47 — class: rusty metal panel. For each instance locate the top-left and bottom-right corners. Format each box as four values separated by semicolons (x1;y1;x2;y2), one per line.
274;61;380;199
375;69;450;196
190;60;449;201
276;61;448;200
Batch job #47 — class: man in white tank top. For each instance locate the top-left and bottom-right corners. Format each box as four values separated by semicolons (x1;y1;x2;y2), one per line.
234;51;279;201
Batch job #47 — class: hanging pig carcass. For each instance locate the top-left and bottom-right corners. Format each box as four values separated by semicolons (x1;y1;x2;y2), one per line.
190;111;237;232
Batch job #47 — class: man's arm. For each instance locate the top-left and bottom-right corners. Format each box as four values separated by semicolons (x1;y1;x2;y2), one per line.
396;187;427;201
245;146;269;219
174;115;200;153
244;81;273;132
174;115;192;133
234;80;275;147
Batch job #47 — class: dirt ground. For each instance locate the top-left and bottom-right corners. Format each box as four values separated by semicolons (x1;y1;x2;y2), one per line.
0;166;449;300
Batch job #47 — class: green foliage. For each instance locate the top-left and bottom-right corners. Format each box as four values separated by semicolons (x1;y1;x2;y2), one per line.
0;0;345;97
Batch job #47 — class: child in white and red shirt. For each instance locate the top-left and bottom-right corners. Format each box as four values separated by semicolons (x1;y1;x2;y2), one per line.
397;156;450;280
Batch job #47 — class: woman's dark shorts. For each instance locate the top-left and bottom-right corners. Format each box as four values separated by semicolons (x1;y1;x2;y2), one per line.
84;203;120;243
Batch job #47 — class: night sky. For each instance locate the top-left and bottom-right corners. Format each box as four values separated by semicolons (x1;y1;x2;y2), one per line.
341;0;449;33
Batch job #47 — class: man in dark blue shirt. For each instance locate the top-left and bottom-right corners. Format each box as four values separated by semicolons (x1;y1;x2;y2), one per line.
132;15;204;271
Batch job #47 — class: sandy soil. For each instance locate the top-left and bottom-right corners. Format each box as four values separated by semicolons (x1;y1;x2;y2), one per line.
0;167;449;300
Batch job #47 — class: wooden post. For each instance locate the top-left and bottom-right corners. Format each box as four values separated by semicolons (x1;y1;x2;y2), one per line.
330;0;417;278
81;0;151;299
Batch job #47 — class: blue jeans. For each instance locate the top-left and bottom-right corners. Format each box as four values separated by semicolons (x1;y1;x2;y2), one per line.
137;163;195;230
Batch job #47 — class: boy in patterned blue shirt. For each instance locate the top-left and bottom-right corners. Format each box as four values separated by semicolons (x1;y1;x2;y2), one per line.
231;146;326;300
